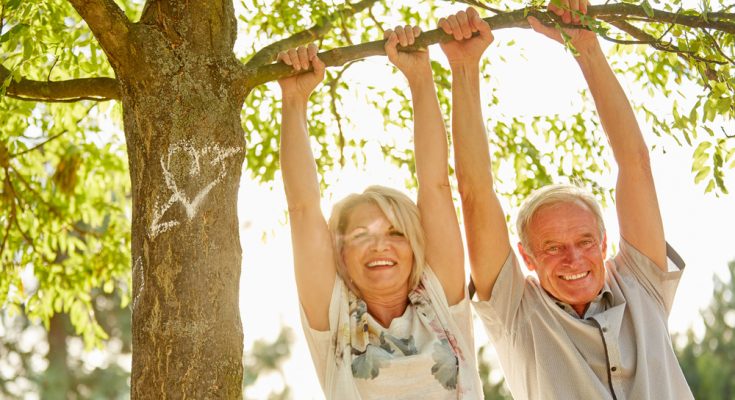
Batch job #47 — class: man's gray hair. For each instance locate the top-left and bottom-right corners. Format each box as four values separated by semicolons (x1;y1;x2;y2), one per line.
516;184;605;253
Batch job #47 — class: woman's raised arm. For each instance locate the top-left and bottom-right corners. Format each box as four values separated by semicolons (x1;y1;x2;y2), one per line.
385;26;466;305
278;45;335;331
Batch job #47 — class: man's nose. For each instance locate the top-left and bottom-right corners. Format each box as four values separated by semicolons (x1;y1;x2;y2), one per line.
563;246;584;263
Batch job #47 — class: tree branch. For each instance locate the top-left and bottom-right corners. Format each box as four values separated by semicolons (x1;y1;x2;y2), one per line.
608;20;728;65
237;4;735;88
245;0;380;67
589;4;735;34
1;65;120;102
66;0;132;66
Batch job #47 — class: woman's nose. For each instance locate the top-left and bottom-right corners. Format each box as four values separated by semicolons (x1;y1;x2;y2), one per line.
369;234;390;251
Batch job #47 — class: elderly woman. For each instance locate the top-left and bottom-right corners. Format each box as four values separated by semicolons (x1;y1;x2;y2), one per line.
277;25;482;399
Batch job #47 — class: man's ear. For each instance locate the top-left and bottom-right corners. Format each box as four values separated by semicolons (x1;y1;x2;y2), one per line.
518;242;536;271
601;232;608;259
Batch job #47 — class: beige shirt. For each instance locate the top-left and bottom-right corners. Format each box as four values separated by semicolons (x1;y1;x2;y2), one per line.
302;267;483;399
474;239;693;400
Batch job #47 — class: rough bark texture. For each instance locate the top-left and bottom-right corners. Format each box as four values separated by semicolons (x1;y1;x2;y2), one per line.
113;1;246;398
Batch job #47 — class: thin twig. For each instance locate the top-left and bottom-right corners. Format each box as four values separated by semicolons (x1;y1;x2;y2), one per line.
47;56;59;82
11;130;69;158
367;6;383;33
454;0;505;14
609;20;727;65
327;61;359;167
703;29;735;65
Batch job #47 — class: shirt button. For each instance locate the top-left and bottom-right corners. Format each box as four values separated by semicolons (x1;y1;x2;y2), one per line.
611;367;617;372
602;327;608;333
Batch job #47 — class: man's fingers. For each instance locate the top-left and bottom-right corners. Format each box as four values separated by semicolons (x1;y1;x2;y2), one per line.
312;54;326;78
456;10;472;38
570;0;580;24
384;30;398;59
447;15;463;41
404;25;416;45
438;18;452;35
470;10;493;42
412;26;421;39
277;51;291;65
528;16;558;40
548;0;564;17
395;25;408;47
580;0;588;15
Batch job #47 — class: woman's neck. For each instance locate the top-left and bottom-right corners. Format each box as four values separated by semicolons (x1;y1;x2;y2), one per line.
362;289;410;328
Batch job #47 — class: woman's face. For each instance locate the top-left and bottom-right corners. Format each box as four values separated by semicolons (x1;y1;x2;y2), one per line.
340;202;414;297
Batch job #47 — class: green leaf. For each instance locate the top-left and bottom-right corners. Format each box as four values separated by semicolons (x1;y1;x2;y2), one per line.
694;166;711;184
641;0;654;17
0;23;29;43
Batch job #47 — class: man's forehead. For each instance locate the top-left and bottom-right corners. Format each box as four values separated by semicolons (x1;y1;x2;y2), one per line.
529;203;600;239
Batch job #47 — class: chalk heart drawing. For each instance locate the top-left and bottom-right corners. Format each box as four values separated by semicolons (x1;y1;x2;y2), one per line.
149;141;241;238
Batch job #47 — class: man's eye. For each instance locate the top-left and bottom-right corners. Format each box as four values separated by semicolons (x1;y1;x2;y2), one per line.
546;246;560;254
579;240;594;248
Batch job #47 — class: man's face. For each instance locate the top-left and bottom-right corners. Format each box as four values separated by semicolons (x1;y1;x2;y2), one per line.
519;201;607;316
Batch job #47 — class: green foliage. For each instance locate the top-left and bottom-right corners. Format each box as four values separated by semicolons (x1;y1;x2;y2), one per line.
243;327;295;400
0;291;131;399
676;260;735;399
1;0;734;380
1;0;140;348
477;345;513;399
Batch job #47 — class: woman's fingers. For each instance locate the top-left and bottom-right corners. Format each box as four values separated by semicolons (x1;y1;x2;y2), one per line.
278;44;324;73
287;48;300;70
297;46;309;70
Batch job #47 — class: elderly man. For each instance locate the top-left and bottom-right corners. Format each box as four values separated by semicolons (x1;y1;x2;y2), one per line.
437;3;694;399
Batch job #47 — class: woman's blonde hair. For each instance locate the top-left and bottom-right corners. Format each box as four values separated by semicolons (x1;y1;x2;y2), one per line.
516;184;605;254
328;185;426;297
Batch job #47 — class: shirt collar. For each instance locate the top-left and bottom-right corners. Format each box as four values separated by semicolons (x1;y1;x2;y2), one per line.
554;283;613;319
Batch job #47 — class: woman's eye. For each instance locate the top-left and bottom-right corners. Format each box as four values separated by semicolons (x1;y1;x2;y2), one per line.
390;230;405;237
348;231;367;241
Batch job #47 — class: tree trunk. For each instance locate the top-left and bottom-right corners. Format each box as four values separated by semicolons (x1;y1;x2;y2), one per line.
120;10;247;398
43;313;71;400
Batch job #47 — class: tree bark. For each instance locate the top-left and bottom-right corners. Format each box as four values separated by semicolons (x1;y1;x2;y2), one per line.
110;3;247;398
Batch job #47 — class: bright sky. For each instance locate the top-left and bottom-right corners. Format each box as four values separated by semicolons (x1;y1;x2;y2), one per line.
237;9;734;400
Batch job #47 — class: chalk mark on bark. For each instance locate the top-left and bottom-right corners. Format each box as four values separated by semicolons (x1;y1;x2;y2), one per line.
149;141;241;238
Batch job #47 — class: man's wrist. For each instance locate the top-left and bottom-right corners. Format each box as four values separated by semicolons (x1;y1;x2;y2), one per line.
449;61;481;74
405;65;435;87
573;39;604;64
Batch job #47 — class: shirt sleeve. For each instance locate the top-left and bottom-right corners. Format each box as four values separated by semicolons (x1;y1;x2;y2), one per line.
611;239;685;316
299;277;342;390
472;251;526;338
448;293;474;347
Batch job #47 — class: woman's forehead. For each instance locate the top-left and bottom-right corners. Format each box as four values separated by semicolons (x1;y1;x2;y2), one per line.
345;202;391;228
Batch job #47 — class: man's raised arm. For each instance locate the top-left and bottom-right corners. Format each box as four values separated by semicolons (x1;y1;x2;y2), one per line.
529;9;667;270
